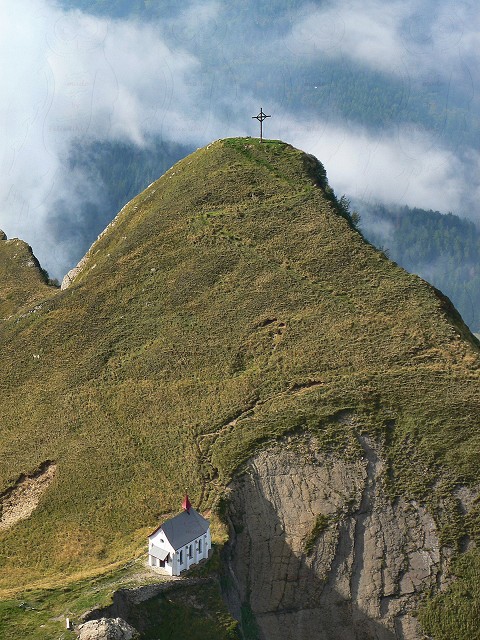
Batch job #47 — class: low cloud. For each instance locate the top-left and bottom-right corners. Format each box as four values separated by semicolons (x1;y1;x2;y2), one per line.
0;0;215;276
1;0;480;279
283;0;479;86
284;0;411;73
272;114;474;214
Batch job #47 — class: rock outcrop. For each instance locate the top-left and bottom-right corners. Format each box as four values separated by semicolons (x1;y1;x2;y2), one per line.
223;433;445;640
61;199;131;289
61;253;90;290
0;461;57;531
77;617;139;640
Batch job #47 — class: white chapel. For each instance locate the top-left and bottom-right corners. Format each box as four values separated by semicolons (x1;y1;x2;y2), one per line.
148;495;211;575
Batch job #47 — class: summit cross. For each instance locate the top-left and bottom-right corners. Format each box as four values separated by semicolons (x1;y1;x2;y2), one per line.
252;108;271;142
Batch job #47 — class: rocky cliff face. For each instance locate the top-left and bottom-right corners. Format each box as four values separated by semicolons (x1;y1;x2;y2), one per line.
223;429;446;640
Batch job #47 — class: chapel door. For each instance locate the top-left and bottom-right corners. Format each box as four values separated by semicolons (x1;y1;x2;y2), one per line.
160;554;170;568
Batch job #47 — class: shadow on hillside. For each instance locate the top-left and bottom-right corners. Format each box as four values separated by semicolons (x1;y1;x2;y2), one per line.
221;477;398;640
83;576;231;639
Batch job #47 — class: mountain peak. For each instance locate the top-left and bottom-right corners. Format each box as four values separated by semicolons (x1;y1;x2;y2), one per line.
0;138;479;636
0;234;56;319
60;137;349;289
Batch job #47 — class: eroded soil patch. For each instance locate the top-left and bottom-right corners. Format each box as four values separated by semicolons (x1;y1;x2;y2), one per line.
0;461;57;530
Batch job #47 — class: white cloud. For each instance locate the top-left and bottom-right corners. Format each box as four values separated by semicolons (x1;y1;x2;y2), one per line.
0;0;479;279
271;113;475;214
284;0;479;85
0;0;214;276
285;0;410;73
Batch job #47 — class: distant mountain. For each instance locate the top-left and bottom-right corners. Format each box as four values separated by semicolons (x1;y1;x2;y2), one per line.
0;139;479;639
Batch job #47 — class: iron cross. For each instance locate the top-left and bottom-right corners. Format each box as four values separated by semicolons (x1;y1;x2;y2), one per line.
252;108;271;142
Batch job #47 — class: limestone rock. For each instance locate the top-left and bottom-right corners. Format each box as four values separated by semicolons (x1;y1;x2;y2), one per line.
61;254;89;290
223;432;446;640
61;199;130;289
0;230;6;240
77;617;139;640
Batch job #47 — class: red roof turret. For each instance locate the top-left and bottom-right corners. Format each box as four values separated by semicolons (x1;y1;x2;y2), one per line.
182;494;191;513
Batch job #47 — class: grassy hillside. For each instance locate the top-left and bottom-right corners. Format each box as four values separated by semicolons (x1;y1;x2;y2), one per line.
0;232;56;319
0;556;238;640
0;138;479;636
358;203;480;333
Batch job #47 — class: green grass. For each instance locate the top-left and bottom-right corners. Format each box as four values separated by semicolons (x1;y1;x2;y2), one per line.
0;560;145;640
0;137;479;636
0;556;238;640
419;549;480;639
129;581;239;640
0;235;56;319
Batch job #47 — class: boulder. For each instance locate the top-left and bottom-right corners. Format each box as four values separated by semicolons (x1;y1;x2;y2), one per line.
77;617;139;640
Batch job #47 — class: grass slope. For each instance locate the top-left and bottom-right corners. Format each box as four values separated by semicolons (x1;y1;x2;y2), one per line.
0;138;479;636
0;233;56;319
0;556;238;640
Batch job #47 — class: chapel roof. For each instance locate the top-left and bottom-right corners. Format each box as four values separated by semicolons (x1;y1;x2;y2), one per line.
149;507;209;550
